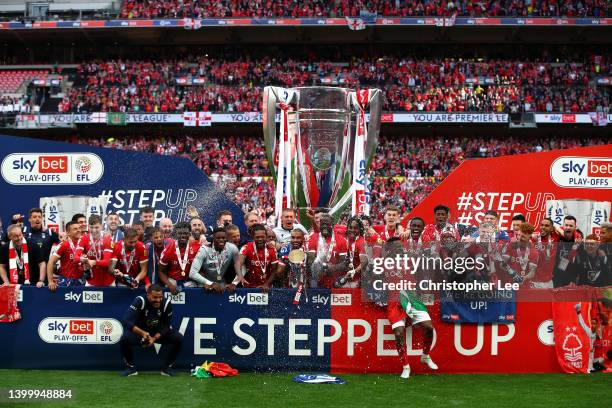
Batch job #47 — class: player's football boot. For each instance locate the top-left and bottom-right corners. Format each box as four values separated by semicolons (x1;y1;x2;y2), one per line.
421;354;438;370
400;364;411;379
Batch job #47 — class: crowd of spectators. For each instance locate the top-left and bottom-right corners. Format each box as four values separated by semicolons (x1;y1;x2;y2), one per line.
55;56;610;114
68;133;610;220
120;0;612;19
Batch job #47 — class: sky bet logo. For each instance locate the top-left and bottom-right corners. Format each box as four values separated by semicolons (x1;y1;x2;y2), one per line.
550;156;611;189
38;317;122;344
228;293;269;305
1;153;104;185
12;155;68;173
64;291;104;303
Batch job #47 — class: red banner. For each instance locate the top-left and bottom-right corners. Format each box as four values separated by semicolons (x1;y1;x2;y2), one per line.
402;144;612;231
552;300;593;373
330;290;559;373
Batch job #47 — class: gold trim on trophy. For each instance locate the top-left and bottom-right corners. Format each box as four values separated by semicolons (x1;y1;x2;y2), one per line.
288;249;306;264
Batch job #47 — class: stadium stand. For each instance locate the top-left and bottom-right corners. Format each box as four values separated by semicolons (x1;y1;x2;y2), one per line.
119;0;612;18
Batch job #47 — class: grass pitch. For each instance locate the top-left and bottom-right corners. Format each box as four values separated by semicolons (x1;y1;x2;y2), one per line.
0;370;608;408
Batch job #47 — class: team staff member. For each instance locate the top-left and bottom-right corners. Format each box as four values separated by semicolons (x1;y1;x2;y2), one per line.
23;207;60;262
553;215;582;287
147;227;174;285
120;284;184;377
0;224;46;287
273;208;307;248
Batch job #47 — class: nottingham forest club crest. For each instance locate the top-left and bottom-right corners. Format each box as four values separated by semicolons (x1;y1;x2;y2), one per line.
562;326;583;368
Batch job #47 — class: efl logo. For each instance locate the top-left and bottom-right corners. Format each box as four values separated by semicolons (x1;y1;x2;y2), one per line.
70;320;94;335
38;317;122;344
38;156;68;173
1;153;104;185
550;156;611;189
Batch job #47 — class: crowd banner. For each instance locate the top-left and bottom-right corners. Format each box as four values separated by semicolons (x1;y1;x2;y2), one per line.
0;135;246;232
0;287;563;373
440;290;517;324
15;112;612;127
402;144;612;232
0;18;611;30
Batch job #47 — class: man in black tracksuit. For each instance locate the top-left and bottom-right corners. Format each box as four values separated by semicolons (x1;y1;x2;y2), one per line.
120;284;183;376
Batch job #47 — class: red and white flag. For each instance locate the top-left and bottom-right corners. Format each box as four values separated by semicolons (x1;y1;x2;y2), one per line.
0;285;21;323
345;17;366;31
552;291;599;373
183;111;212;127
183;18;202;30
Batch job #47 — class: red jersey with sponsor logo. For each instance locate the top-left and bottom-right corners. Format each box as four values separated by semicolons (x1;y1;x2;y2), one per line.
373;224;401;242
345;236;366;269
76;233;114;286
421;223;460;243
500;242;539;285
532;233;559;283
112;240;148;279
159;241;200;281
307;232;348;288
55;239;83;279
240;242;278;288
594;325;611;361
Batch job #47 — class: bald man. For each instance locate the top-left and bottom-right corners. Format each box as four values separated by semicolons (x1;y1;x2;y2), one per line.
159;218;174;239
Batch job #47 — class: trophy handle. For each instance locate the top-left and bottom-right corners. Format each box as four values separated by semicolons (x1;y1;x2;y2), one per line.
263;86;279;181
365;89;382;167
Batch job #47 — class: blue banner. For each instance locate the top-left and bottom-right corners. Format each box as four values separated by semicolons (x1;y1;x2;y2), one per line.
0;135;245;233
1;287;332;371
1;17;611;30
440;290;516;323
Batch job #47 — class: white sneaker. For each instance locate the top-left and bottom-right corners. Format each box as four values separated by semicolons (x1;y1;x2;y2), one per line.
421;354;438;370
400;364;411;379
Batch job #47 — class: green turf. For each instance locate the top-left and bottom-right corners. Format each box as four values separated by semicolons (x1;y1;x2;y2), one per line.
0;370;609;408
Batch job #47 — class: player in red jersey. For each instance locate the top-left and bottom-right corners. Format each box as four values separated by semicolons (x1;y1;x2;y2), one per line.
110;228;149;288
403;217;425;251
76;215;115;287
235;224;278;288
421;204;460;243
335;216;368;288
530;217;559;288
306;214;348;288
359;215;382;245
373;205;405;242
46;221;83;290
158;222;200;294
499;222;538;286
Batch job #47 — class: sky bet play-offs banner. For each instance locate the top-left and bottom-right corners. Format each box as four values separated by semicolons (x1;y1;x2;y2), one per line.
404;144;612;234
0;287;563;373
0;135;246;231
